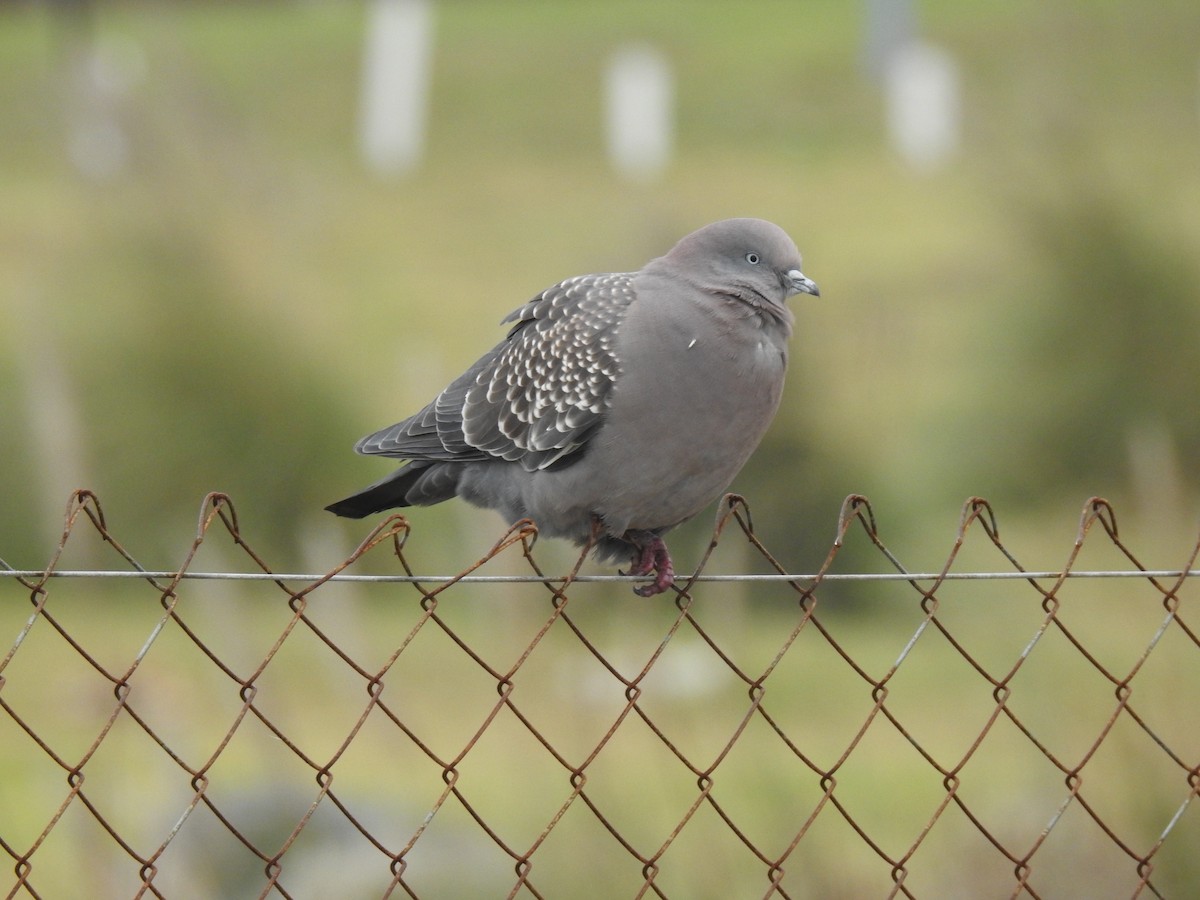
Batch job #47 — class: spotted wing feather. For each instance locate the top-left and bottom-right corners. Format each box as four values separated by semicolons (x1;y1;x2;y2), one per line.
356;273;634;472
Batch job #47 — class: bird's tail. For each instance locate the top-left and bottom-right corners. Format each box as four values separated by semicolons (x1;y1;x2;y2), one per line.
325;462;461;518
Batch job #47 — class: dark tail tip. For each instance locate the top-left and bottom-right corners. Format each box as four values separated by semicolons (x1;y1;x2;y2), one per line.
324;497;375;519
326;462;459;519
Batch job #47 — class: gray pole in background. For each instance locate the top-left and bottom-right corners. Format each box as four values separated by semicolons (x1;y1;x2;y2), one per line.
862;0;916;82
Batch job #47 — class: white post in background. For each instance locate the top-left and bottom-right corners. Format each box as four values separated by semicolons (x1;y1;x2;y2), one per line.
884;42;960;172
59;19;144;182
359;0;434;175
605;44;673;182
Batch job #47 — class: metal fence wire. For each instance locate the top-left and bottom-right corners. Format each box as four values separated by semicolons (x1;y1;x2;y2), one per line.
1;490;1198;899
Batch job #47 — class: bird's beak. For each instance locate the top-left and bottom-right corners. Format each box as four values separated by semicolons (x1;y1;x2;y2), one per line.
785;269;820;298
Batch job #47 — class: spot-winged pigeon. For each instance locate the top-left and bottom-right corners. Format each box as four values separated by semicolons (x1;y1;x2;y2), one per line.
327;218;819;595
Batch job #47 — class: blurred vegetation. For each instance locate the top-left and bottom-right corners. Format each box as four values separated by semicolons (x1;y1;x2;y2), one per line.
0;0;1197;572
1;0;1199;894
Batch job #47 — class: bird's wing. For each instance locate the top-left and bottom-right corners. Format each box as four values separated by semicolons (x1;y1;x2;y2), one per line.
353;354;493;461
356;273;635;472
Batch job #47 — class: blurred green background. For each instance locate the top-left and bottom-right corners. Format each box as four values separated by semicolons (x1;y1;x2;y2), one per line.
1;0;1199;897
1;0;1197;573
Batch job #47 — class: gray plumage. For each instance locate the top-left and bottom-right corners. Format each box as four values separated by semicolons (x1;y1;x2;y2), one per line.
327;218;819;595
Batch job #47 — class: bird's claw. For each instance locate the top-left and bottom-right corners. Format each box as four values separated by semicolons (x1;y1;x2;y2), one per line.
621;540;657;578
625;532;675;597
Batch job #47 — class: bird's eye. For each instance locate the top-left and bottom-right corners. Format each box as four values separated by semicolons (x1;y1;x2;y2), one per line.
745;252;760;265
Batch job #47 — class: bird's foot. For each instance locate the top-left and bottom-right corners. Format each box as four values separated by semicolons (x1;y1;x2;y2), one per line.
623;540;657;577
622;531;675;597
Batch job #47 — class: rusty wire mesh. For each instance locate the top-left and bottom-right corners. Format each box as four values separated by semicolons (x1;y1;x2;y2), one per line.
1;490;1198;899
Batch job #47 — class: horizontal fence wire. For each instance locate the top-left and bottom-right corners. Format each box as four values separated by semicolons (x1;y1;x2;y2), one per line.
4;570;1200;583
1;489;1198;899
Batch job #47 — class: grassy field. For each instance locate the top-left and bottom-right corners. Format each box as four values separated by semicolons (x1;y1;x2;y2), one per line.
1;1;1199;896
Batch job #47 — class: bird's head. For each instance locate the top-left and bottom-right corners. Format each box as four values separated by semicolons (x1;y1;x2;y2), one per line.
658;218;819;323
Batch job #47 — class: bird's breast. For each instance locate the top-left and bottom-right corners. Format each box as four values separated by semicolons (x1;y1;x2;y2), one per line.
568;298;787;531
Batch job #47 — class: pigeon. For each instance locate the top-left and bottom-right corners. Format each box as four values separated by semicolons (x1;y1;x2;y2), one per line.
327;218;819;596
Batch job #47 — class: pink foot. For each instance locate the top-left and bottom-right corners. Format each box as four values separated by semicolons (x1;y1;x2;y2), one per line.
622;531;675;597
623;540;657;577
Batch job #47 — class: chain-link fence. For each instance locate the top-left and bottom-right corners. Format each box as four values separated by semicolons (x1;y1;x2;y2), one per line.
2;490;1197;899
